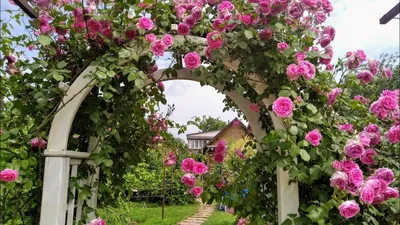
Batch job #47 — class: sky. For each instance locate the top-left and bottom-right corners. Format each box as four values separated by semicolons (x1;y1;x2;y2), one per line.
1;0;399;141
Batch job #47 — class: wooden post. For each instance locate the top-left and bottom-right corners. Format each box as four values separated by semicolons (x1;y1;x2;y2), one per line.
13;0;38;19
162;160;166;219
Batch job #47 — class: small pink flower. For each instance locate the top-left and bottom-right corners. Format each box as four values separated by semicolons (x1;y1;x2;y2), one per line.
330;171;348;190
385;125;400;144
258;28;273;40
145;33;157;43
236;149;245;160
305;129;322;146
322;26;336;41
286;64;299;81
87;19;102;33
368;59;380;76
339;124;353;132
341;159;359;174
215;140;226;154
151;40;166;56
295;52;306;62
359;131;371;147
164;151;176;167
189;186;203;197
214;153;225;163
314;11;327;24
332;160;341;170
277;42;289;53
206;31;223;49
89;218;105;225
181;173;196;187
354;95;370;105
233;120;240;127
320;34;332;48
137;17;154;30
218;1;235;12
272;97;295;118
158;82;165;91
184;52;201;70
184;15;196;28
360;148;377;165
338;200;360;219
379;95;398;110
327;88;342;105
344;140;365;159
216;181;224;189
193;162;208;175
238;218;249;225
374;168;395;185
181;158;196;173
162;34;174;47
287;2;304;18
249;103;259;113
0;169;18;182
298;61;316;80
178;23;190;35
295;96;302;103
383;187;399;200
382;67;392;79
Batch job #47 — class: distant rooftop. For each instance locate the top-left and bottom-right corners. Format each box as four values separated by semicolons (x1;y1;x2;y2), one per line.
186;130;221;140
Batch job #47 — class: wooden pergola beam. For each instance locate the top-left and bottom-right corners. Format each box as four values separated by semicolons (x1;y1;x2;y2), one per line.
13;0;38;19
380;2;400;24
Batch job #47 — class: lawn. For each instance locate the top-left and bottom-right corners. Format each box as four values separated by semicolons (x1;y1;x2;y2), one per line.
97;202;199;225
202;209;236;225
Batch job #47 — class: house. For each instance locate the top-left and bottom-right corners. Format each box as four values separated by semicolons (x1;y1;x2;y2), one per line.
186;118;253;169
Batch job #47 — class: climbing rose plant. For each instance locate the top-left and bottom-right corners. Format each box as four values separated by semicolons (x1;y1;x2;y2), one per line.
1;0;399;224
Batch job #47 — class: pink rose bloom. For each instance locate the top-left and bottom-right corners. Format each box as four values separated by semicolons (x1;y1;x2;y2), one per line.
184;52;201;70
361;180;380;203
345;55;360;70
236;149;245;160
178;23;190;35
31;137;40;147
322;26;336;41
214;153;225;163
287;2;303;18
368;59;380;75
382;67;392;79
327;88;342;106
158;82;165;91
189;186;203;197
314;11;327;24
339;124;353;132
339;200;360;219
383;187;399;200
277;42;289;53
272;97;295;118
369;132;381;146
181;173;196;187
348;168;364;188
379;95;398;110
259;28;273;40
0;169;18;182
295;96;302;103
39;139;47;148
238;218;249;225
359;131;371;147
87;19;102;33
341;159;359;174
216;181;225;189
5;53;16;63
152;135;164;143
305;129;322;146
372;194;385;205
89;218;105;225
354;95;370;105
330;171;348;190
357;70;373;84
241;14;253;26
193;162;208;175
218;1;235;12
298;61;316;80
360;148;377;165
145;33;157;43
137;17;154;30
332;160;341;171
125;29;137;40
164;151;176;167
374;168;395;185
320;34;332;48
181;158;196;173
191;7;202;20
296;64;308;77
295;52;306;62
0;130;3;135
344;140;365;159
385;125;400;144
381;89;399;98
151;40;166;56
355;50;367;61
215;140;226;154
249;103;260;113
212;18;226;32
162;34;174;47
206;31;223;49
369;101;385;116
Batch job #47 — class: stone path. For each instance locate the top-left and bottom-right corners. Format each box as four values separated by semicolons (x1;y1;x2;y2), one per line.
178;200;215;225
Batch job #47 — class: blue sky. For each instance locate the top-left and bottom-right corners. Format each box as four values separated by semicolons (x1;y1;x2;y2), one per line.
1;0;399;141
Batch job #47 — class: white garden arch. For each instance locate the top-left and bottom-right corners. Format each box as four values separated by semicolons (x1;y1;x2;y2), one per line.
39;34;299;225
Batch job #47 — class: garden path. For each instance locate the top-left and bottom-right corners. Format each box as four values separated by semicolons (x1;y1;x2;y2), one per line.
177;199;215;225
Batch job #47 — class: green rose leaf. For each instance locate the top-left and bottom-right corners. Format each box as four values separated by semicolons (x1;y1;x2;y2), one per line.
244;30;253;39
306;104;318;114
300;149;311;162
38;35;52;46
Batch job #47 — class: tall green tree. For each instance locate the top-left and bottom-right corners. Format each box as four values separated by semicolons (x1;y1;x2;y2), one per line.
187;115;227;132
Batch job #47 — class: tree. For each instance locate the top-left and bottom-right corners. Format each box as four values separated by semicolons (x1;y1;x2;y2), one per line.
187;115;228;132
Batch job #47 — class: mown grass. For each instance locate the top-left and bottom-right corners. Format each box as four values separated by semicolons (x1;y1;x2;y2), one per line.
202;209;236;225
97;202;199;225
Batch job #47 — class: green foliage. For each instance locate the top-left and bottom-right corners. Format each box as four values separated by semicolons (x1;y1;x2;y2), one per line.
203;210;236;225
187;115;228;132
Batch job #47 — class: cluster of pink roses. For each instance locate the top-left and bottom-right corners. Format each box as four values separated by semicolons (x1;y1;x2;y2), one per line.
0;169;18;182
205;31;224;59
4;53;19;75
147;34;174;57
286;60;316;81
369;90;399;121
147;113;168;143
237;217;249;225
173;0;204;35
89;217;105;225
31;137;47;149
164;151;177;167
181;158;208;197
213;140;227;163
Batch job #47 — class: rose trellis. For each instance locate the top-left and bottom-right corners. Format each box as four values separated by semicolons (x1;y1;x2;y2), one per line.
0;0;399;225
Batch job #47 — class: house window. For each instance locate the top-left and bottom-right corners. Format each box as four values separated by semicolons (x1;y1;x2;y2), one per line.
190;140;194;149
195;140;198;148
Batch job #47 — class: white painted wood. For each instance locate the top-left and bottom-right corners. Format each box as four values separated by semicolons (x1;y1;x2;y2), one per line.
67;165;78;225
70;158;83;165
75;179;85;222
40;157;70;225
86;137;100;221
44;150;91;159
